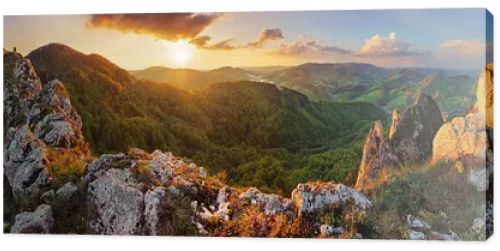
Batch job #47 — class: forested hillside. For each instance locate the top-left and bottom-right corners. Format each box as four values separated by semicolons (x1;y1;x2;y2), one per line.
25;43;387;194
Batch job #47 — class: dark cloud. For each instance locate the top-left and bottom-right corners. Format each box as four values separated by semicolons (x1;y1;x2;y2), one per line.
190;36;235;50
189;35;211;47
248;28;284;48
87;13;221;41
205;39;235;51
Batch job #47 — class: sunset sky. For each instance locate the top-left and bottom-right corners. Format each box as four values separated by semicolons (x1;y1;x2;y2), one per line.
3;9;491;70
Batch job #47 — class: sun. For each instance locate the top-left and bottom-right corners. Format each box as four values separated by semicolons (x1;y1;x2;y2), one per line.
166;40;194;67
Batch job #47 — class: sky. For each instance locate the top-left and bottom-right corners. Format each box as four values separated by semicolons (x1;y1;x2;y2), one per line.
3;9;491;70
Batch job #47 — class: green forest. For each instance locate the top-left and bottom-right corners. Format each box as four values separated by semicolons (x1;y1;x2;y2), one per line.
24;43;388;195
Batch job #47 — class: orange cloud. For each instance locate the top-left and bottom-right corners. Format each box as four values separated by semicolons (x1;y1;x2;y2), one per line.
87;13;221;41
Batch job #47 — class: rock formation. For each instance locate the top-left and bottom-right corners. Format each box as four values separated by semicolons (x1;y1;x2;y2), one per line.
432;65;493;238
85;149;372;237
4;53;89;200
10;204;54;233
355;94;444;189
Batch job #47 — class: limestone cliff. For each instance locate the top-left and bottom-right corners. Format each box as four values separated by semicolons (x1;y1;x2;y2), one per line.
355;94;444;189
432;65;493;238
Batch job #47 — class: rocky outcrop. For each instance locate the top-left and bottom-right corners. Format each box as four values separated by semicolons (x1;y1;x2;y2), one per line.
432;66;493;239
292;182;371;217
84;148;371;237
3;52;89;199
10;204;54;233
4;125;50;198
355;94;443;189
475;64;493;128
433;113;488;163
388;108;401;139
28;79;86;149
404;214;460;241
4;57;43;129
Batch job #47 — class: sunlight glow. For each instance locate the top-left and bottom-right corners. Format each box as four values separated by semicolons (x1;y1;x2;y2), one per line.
166;40;194;67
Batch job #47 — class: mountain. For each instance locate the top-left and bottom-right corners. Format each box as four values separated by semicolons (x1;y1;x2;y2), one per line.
130;65;255;90
266;63;387;101
265;63;476;118
23;43;387;194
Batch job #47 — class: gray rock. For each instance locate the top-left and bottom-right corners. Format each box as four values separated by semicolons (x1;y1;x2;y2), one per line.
407;230;425;240
29;79;86;149
472;217;485;235
292;182;371;217
429;231;461;241
239;187;293;215
4;58;42;129
406;214;431;229
320;224;344;237
40;190;55;204
87;168;144;235
55;181;78;204
143;187;167;235
356;94;443;189
148;150;174;184
84;153;129;182
11;204;54;233
4;125;49;198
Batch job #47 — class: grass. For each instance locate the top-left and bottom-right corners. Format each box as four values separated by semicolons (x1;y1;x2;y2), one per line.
363;161;485;240
46;147;90;189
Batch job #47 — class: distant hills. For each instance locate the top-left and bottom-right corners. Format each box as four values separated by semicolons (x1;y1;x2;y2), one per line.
132;62;477;118
130;66;255;90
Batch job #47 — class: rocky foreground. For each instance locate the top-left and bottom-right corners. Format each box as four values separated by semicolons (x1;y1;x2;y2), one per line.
3;50;371;237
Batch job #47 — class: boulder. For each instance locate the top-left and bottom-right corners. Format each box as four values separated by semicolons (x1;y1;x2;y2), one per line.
148;150;174;184
428;231;461;241
406;214;431;229
292;182;371;217
84;153;130;182
40;189;55;204
433;113;488;163
55;181;79;204
87;168;144;235
4;125;49;198
11;204;54;233
406;230;425;240
239;187;293;215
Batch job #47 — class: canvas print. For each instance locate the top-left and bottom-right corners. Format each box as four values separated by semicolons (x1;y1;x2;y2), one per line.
2;9;493;240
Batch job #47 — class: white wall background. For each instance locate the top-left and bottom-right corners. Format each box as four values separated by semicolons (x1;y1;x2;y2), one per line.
0;0;499;250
